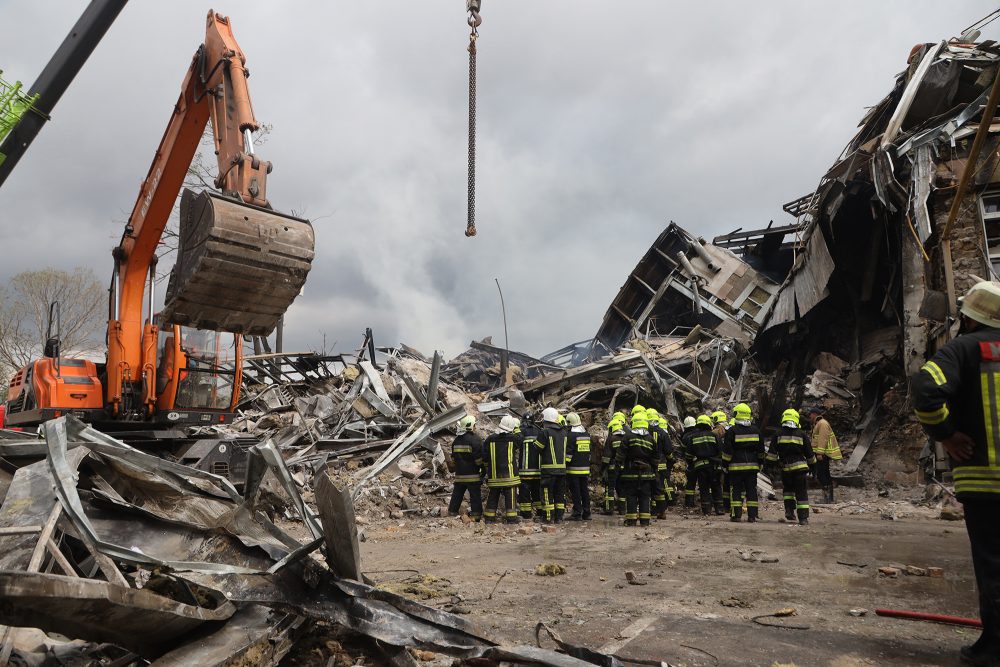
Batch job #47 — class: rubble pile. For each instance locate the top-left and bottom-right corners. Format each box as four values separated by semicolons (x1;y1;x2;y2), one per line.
0;416;618;666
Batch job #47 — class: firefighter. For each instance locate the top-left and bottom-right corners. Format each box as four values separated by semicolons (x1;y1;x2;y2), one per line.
447;415;484;521
647;408;675;518
680;416;699;508
765;408;816;525
517;412;543;520
712;410;730;511
601;415;627;514
535;407;568;523
911;281;1000;666
483;415;521;524
617;410;657;526
806;406;842;504
683;415;724;515
565;412;593;520
722;403;764;523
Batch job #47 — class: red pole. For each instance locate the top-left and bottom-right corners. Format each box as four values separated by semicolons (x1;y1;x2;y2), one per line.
875;608;982;628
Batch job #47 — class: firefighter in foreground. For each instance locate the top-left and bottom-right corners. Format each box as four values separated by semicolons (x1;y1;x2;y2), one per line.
712;410;730;511
448;415;484;520
618;409;657;526
722;403;764;523
807;405;842;503
647;409;675;518
536;406;568;523
601;413;627;514
482;415;521;523
518;412;543;519
683;415;724;515
912;281;1000;667
565;412;593;520
680;416;699;508
766;408;816;525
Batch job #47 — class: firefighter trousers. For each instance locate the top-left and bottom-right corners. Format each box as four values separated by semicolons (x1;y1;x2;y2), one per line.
729;469;759;521
485;486;519;523
448;482;483;519
695;465;722;514
622;476;653;525
720;469;731;511
603;468;619;513
781;470;809;523
518;477;541;518
684;468;697;507
964;500;1000;653
567;474;591;518
541;474;566;522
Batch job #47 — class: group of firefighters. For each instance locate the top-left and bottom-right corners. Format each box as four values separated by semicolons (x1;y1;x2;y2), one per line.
444;280;1000;665
447;401;842;527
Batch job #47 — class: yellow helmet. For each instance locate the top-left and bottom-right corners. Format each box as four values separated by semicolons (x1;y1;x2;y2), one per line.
557;414;567;426
712;410;727;424
645;408;661;425
781;408;800;427
733;403;752;420
631;404;646;416
961;281;1000;328
608;417;625;431
458;415;476;431
612;411;627;423
696;415;713;427
631;411;649;429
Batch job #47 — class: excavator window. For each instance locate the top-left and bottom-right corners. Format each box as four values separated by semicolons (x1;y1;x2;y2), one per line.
174;327;237;410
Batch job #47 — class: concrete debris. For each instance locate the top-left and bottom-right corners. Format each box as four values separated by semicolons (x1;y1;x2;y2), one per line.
535;563;567;577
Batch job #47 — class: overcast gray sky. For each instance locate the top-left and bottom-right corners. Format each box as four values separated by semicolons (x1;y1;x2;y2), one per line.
2;1;997;359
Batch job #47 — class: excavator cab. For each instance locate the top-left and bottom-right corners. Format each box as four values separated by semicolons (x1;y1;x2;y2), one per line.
155;324;242;424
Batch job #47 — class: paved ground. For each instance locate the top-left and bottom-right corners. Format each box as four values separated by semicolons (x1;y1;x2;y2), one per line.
359;499;978;666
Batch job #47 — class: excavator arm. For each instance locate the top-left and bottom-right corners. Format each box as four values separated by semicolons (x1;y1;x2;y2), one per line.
106;10;314;418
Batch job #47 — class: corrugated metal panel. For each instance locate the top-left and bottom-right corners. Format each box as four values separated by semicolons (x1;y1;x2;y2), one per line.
762;227;834;332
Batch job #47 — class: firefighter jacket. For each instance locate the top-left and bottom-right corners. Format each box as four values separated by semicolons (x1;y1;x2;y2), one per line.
721;422;765;472
519;422;543;478
617;428;657;479
653;425;674;471
682;426;720;470
602;427;626;471
765;426;816;472
566;426;592;475
452;432;484;484
535;424;568;475
810;417;842;460
912;326;1000;499
483;432;520;487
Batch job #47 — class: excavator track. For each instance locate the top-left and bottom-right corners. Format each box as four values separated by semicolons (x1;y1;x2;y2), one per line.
160;189;315;336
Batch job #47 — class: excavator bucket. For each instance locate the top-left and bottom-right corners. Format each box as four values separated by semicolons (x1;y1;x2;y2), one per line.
160;189;315;336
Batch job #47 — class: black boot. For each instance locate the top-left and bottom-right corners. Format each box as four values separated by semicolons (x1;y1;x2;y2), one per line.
798;508;809;525
748;506;758;523
714;503;726;516
825;486;835;504
701;502;712;515
731;506;743;522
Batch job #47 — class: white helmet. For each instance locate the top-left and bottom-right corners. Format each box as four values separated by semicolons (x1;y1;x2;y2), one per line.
499;415;518;432
541;407;560;424
566;412;582;427
961;281;1000;328
683;416;697;429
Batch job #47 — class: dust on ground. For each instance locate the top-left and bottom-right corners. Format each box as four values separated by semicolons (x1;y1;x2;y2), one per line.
349;488;976;667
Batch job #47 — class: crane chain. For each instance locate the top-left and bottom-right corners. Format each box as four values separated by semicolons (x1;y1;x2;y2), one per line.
465;3;481;237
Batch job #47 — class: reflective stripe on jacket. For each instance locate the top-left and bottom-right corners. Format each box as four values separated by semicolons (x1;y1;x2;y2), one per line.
911;327;1000;499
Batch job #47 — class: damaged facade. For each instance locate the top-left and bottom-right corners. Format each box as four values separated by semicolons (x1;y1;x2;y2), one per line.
747;37;1000;469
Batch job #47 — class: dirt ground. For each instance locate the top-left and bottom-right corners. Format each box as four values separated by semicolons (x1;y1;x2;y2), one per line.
353;487;978;667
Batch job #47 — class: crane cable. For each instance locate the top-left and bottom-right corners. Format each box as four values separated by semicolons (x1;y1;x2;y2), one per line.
465;1;482;237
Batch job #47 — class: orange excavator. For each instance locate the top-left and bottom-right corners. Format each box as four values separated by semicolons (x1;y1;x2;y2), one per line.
5;10;315;428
